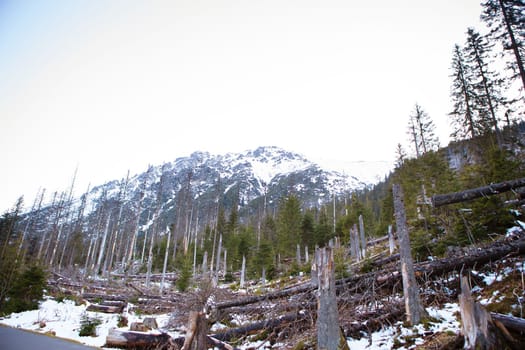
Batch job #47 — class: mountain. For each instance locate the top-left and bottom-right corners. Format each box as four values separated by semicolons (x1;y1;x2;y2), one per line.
72;147;392;231
21;146;393;264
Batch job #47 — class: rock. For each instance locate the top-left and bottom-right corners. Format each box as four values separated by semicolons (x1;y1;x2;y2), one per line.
129;322;150;332
143;317;158;330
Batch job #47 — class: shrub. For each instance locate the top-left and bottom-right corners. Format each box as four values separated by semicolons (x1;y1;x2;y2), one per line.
4;265;47;314
79;313;102;337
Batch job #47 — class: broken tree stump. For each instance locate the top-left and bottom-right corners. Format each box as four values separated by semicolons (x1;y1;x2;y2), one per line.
315;247;349;350
182;311;208;350
393;183;427;325
459;275;519;349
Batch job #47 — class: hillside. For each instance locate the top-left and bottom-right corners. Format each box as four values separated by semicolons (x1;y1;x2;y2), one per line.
1;126;525;349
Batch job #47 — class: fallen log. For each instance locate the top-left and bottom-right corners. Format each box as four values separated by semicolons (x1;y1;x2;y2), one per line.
82;293;128;302
212;312;308;342
490;313;525;334
214;282;314;310
215;238;525;312
431;177;525;207
86;303;124;314
104;329;180;349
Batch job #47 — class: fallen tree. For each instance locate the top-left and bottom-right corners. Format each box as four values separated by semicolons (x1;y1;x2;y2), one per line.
105;329;179;349
431;177;525;207
215;237;525;312
211;312;308;342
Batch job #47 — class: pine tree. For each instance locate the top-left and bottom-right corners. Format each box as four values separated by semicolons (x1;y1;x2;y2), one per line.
449;44;477;140
481;0;525;92
464;27;506;146
407;104;439;157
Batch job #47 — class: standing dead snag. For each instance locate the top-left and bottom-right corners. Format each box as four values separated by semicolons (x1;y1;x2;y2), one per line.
392;184;427;325
315;247;349;350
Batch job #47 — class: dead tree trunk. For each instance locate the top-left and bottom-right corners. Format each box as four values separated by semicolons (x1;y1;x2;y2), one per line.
240;255;246;289
388;225;395;255
315;247;348;350
105;329;177;349
393;183;427;325
459;275;518;349
358;214;366;258
431;177;525;207
182;311;208;350
212;312;307;342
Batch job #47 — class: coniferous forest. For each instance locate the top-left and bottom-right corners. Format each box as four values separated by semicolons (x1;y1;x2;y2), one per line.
2;1;525;349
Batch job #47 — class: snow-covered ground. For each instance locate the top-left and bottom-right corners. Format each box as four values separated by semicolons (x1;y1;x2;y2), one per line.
0;295;462;349
0;298;177;348
1;237;522;349
346;303;461;350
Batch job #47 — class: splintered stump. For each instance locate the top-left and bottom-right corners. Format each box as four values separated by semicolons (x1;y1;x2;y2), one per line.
459;276;518;349
315;247;349;350
182;311;208;350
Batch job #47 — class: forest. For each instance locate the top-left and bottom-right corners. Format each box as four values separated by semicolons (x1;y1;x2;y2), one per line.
1;1;525;349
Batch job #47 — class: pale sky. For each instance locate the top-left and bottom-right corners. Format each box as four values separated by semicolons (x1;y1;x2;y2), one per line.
1;0;485;211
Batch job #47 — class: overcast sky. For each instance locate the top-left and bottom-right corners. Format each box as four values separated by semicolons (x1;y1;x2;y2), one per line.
1;0;485;211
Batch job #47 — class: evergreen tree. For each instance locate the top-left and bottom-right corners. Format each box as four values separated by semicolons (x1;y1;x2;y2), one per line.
314;209;332;247
481;0;525;92
276;195;302;257
261;214;277;246
449;44;477;140
300;210;316;249
464;27;506;146
5;265;46;314
252;239;275;280
407;104;440;157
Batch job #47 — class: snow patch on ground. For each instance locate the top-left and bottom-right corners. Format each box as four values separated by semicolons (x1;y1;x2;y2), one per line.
0;298;175;348
1;297;464;349
346;303;461;350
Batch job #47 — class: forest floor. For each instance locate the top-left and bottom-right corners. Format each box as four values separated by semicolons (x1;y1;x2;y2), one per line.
1;226;525;349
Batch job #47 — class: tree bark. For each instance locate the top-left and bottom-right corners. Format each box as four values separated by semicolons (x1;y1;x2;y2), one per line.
431;178;525;207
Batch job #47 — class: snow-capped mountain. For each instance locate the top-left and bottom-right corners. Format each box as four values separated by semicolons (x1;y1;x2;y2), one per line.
29;146;393;239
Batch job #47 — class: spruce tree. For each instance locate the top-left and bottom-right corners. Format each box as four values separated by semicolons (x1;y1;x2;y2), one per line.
300;211;316;249
481;0;525;92
464;28;506;146
449;44;477;140
276;195;302;257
